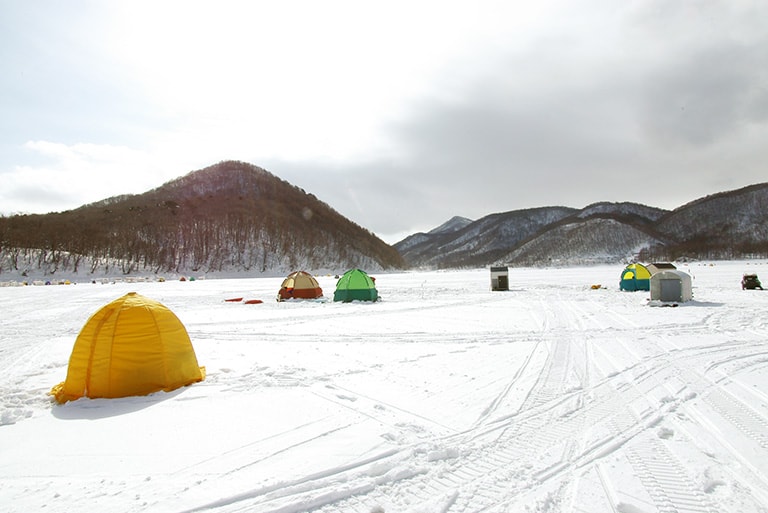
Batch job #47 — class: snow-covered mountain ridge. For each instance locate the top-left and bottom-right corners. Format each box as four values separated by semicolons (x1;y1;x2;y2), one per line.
2;160;766;278
395;183;768;267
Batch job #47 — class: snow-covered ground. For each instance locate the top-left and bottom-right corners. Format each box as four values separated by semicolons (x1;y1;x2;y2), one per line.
2;262;768;513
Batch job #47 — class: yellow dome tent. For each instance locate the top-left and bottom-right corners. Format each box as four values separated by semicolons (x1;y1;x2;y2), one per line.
51;292;205;403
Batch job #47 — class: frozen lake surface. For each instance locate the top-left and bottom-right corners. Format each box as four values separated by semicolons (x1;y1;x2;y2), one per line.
1;261;768;512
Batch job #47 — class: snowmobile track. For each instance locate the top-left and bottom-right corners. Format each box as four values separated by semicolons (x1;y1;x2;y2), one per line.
318;341;766;512
624;436;718;513
702;386;768;449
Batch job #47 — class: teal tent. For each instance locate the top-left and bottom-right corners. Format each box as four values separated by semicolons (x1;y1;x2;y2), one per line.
620;263;651;291
333;269;378;302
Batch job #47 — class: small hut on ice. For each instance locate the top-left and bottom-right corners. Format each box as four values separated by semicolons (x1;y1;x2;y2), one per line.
650;270;692;303
490;266;509;291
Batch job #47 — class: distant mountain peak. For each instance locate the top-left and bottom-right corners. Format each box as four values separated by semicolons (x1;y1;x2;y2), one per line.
0;160;405;277
428;216;473;235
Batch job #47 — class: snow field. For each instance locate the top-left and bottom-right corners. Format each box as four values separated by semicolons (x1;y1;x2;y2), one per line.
1;262;768;512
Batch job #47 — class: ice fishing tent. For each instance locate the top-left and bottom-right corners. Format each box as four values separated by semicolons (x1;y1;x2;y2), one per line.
51;292;205;403
333;269;378;302
490;266;509;291
620;263;651;291
277;270;323;301
650;270;692;303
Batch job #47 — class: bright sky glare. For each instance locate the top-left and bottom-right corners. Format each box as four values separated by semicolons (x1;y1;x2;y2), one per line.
1;0;766;242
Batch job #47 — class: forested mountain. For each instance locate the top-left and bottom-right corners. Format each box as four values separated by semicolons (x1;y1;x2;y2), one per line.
648;183;768;260
395;183;768;268
396;207;578;268
3;161;766;279
0;161;404;278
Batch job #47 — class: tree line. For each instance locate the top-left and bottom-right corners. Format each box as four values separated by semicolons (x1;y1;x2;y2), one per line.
0;161;405;276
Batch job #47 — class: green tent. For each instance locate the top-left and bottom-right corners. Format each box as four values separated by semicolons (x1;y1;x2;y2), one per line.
620;263;651;291
333;269;378;302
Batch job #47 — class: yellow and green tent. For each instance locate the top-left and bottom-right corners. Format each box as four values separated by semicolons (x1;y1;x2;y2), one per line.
619;263;651;291
51;292;205;403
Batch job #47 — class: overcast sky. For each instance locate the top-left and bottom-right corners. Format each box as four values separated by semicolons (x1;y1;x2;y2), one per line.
2;1;766;242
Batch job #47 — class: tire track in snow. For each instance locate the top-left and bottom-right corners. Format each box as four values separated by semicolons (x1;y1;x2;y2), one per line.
468;292;592;432
470;338;544;430
624;436;718;513
310;383;459;434
466;341;749;512
175;449;410;513
702;386;768;450
448;342;764;510
429;296;652;509
316;297;610;511
676;350;768;460
682;401;768;508
174;295;601;512
173;293;768;513
0;335;63;426
616;345;768;512
202;339;768;513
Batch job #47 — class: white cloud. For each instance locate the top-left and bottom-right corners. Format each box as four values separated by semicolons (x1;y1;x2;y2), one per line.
2;0;767;242
1;142;162;214
97;1;567;163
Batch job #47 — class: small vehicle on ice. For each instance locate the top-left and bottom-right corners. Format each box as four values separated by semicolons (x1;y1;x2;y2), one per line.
741;273;763;290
